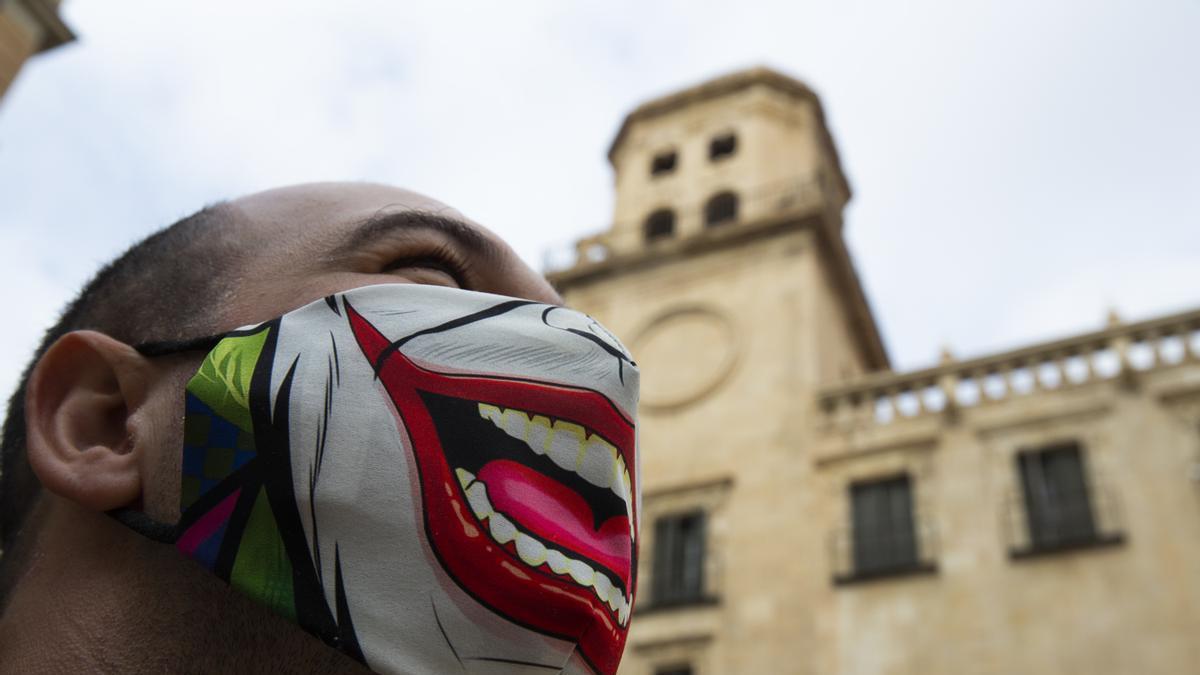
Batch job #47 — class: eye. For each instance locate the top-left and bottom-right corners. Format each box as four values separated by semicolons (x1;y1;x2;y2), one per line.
382;253;470;288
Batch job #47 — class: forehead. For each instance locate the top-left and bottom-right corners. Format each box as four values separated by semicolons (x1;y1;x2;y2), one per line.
231;182;468;246
216;182;556;328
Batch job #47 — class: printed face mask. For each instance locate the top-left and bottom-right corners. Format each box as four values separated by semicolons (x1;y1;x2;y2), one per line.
129;284;640;675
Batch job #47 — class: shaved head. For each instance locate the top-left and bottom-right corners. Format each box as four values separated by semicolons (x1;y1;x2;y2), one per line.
4;181;558;560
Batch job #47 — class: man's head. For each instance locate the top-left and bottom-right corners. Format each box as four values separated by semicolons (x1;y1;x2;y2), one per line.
0;183;642;673
3;182;560;549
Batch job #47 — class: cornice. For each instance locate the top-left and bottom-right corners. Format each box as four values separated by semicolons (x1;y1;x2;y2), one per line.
607;65;852;201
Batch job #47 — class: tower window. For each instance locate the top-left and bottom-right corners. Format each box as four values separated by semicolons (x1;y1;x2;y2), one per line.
704;191;738;227
644;209;676;242
850;475;918;576
652;511;706;606
709;132;737;161
650;150;677;176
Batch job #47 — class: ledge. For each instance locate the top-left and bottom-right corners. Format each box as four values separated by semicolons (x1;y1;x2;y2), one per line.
972;397;1112;437
813;423;940;468
630;632;713;654
643;476;734;501
548;210;821;288
833;561;938;587
1009;533;1126;561
634;595;721;617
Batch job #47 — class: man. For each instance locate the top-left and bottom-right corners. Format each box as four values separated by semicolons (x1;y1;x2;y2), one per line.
0;183;640;674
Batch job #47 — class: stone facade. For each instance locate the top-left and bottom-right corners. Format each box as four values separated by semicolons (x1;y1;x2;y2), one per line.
548;67;1200;675
0;0;73;104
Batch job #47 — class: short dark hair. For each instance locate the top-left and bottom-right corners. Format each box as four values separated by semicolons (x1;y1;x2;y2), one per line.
0;203;246;559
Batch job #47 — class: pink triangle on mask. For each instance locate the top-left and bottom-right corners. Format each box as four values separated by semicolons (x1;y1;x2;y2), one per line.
178;488;242;559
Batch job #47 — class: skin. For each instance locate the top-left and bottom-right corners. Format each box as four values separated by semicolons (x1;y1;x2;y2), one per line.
0;182;562;673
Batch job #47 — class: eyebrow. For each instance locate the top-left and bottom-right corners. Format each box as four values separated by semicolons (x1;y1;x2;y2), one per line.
329;209;505;263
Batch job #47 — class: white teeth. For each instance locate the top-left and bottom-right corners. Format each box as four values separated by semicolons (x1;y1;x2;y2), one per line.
501;408;529;439
606;583;623;612
489;512;517;545
465;481;492;520
611;456;626;498
515;532;547;566
458;469;634;627
469;401;636;627
578;436;616;488
478;403;502;425
527;415;552;454
568;558;595;586
545;548;570;575
593;571;613;605
548;420;584;472
477;402;633;519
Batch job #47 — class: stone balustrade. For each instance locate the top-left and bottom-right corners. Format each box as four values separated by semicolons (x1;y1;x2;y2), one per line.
817;307;1200;433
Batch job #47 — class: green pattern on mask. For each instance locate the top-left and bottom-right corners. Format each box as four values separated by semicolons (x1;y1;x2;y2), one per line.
231;486;296;622
186;327;270;434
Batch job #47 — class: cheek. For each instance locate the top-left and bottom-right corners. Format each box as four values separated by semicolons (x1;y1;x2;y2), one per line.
142;361;203;523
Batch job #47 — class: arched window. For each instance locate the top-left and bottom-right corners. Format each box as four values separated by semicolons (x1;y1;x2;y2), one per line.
704;191;738;227
644;209;676;242
709;132;737;161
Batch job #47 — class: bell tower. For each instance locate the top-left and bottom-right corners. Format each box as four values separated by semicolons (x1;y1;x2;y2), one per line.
552;66;887;397
548;67;889;674
604;66;853;256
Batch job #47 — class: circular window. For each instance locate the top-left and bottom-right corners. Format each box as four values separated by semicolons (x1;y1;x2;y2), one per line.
631;306;739;412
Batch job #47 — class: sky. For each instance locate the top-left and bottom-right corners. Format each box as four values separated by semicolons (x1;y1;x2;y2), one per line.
0;0;1197;425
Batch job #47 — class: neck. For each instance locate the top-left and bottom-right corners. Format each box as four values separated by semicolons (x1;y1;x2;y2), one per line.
0;497;181;671
0;496;362;673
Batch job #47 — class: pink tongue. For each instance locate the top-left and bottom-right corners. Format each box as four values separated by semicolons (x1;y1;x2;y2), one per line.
477;459;630;579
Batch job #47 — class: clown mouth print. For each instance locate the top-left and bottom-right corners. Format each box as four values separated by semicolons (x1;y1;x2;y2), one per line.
345;297;637;675
167;284;641;675
170;284;639;675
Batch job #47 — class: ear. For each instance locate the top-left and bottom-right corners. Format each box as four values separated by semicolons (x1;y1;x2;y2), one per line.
25;330;161;512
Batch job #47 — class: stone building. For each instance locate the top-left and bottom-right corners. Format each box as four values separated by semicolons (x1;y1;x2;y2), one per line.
548;67;1200;675
0;0;73;104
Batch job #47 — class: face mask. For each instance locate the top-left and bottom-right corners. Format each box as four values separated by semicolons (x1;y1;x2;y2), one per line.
121;283;640;675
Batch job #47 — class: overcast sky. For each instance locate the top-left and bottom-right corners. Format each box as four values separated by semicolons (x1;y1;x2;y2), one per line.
1;0;1197;423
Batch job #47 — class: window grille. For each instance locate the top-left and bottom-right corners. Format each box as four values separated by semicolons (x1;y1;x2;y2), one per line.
704;192;738;227
652;511;706;606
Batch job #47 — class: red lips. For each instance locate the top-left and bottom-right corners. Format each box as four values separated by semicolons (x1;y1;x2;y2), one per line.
478;460;632;579
345;301;637;675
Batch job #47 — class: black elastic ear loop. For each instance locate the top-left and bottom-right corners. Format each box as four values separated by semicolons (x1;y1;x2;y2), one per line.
133;334;227;358
108;508;180;544
105;332;230;544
